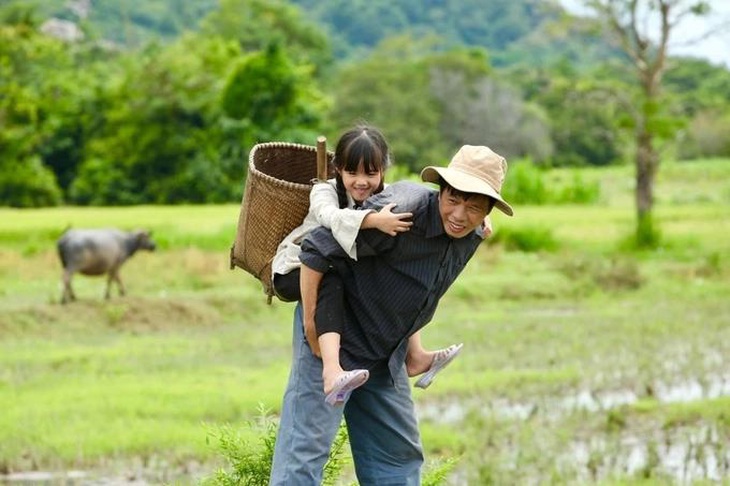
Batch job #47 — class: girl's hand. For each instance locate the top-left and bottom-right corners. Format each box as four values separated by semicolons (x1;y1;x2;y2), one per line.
364;203;413;236
481;215;493;239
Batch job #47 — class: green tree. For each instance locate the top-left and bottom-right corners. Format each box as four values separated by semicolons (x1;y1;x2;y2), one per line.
200;0;332;73
71;34;244;204
70;31;326;205
0;20;67;206
0;1;124;206
664;57;730;158
329;36;553;171
220;40;327;150
509;61;624;167
429;50;553;163
664;57;730;117
328;35;447;173
223;44;295;136
584;0;714;247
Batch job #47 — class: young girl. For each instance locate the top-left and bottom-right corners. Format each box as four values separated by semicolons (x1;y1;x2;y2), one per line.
271;124;464;405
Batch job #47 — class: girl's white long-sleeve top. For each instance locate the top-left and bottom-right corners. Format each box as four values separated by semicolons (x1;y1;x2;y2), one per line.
271;179;375;278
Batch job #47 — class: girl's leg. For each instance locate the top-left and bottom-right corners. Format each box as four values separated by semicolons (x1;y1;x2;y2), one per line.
316;272;368;399
406;332;464;388
319;332;344;394
405;331;434;377
316;272;347;393
279;267;345;389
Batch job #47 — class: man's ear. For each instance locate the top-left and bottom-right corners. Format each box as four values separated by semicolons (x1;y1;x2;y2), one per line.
486;197;496;214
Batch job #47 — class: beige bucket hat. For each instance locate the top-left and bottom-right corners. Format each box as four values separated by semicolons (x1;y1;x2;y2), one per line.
420;145;513;216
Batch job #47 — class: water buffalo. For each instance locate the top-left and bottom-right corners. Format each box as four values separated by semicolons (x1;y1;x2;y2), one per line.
57;228;156;304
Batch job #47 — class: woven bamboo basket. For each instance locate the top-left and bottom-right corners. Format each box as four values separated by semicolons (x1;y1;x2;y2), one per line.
230;139;334;300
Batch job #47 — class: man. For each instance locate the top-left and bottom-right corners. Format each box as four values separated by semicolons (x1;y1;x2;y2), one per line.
270;145;514;485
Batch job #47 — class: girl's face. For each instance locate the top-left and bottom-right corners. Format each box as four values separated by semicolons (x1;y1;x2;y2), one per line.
339;163;383;203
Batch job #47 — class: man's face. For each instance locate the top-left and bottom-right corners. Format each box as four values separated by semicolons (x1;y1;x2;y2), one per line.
438;187;492;239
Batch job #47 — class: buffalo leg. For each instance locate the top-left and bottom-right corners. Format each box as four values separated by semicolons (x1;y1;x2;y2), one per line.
61;269;75;304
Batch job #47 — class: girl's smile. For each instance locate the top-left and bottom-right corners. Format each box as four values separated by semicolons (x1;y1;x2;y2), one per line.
340;165;383;203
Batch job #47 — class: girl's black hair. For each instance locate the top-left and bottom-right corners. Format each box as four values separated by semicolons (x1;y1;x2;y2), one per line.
333;124;391;208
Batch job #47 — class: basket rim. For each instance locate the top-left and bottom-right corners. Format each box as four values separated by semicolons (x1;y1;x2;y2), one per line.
248;141;332;191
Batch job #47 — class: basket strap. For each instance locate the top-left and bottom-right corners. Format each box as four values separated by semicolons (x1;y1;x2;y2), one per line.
316;136;327;182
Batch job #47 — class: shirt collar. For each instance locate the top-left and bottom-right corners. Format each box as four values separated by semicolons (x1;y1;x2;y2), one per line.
346;191;363;209
424;191;446;238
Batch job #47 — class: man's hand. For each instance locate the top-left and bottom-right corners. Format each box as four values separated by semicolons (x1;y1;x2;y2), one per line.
303;315;321;357
300;265;324;357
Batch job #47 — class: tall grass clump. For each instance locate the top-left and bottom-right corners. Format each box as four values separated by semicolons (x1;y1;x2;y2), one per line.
502;162;548;204
616;212;663;251
492;226;559;253
502;162;600;205
554;173;600;204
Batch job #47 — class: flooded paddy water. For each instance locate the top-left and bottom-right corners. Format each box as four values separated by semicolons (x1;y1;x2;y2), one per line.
418;374;730;483
0;459;208;485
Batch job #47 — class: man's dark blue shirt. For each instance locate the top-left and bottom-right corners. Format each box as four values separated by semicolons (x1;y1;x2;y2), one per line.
300;181;483;378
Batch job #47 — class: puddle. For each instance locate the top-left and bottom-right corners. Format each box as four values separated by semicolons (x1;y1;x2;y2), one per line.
0;470;148;485
416;374;730;482
417;374;730;424
566;425;730;482
0;460;207;485
0;471;89;483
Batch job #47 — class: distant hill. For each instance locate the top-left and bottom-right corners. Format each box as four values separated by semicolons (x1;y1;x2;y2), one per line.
21;0;217;46
289;0;565;63
26;0;614;68
288;0;617;67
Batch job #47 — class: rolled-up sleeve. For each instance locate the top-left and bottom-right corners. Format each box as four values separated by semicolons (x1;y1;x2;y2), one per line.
301;181;426;270
300;227;346;273
301;223;393;271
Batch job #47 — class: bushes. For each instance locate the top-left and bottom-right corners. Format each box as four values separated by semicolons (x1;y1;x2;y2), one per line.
501;162;601;205
677;109;730;160
0;157;62;207
492;226;559;253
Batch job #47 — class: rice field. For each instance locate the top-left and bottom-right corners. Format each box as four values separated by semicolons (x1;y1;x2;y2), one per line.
0;159;729;484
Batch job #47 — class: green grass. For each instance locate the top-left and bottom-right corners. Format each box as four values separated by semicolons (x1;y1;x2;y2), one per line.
1;159;729;483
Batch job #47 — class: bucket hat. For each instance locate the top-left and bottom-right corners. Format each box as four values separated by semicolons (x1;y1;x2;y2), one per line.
420;145;513;216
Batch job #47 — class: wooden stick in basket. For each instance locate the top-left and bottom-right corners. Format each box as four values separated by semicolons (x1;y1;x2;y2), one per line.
316;136;327;182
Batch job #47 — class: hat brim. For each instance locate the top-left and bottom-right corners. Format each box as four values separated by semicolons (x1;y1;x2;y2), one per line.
421;166;514;216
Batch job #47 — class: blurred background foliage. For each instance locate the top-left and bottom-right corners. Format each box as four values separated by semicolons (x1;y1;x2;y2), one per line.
1;0;729;207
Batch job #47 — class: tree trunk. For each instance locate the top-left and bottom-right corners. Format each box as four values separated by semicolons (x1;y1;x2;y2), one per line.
635;128;656;216
635;125;659;246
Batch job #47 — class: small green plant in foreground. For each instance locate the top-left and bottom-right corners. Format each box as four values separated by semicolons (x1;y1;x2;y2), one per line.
201;408;457;485
201;408;350;486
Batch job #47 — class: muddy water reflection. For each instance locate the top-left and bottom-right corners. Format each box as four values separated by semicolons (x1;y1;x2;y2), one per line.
568;426;730;482
418;374;730;423
417;374;730;482
0;460;205;485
